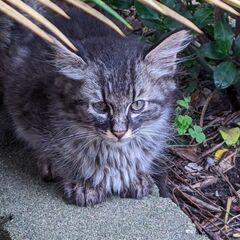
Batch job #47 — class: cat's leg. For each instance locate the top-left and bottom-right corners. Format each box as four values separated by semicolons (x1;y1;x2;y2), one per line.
37;159;57;182
151;172;170;198
121;175;154;199
63;181;106;207
151;159;170;198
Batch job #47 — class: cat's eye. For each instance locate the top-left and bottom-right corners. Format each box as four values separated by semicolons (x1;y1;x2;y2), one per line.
130;100;145;112
92;101;108;112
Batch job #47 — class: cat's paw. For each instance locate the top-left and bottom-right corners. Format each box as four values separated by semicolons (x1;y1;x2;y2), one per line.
121;175;154;199
63;182;105;207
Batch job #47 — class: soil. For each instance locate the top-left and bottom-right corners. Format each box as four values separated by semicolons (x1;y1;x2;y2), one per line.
166;84;240;240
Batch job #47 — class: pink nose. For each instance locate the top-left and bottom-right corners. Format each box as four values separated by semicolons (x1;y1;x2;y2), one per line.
113;131;126;139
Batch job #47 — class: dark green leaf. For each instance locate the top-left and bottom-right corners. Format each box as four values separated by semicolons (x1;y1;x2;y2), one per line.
193;6;213;28
214;62;237;89
214;21;234;56
134;1;162;28
164;17;183;31
199;43;226;60
108;0;134;9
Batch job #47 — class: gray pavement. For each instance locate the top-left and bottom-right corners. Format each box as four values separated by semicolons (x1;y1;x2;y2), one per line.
0;141;208;240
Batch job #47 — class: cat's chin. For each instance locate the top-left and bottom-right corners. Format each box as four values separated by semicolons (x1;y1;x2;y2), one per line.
104;137;132;145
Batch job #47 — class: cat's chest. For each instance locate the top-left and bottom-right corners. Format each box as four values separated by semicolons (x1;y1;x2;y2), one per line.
73;140;158;194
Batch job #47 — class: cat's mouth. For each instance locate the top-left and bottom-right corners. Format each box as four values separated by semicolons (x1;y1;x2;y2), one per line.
100;129;133;143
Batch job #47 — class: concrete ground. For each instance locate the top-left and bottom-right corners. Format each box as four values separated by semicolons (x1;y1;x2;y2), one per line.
0;141;208;240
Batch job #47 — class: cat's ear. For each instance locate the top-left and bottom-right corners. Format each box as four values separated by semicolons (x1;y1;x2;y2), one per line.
144;30;191;79
52;40;87;80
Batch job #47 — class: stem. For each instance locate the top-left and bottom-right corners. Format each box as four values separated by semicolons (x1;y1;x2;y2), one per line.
214;7;224;23
189;45;214;74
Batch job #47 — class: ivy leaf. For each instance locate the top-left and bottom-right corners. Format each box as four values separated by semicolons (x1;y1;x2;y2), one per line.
188;125;206;144
219;127;240;146
214;62;237;89
175;115;192;135
214;21;234;56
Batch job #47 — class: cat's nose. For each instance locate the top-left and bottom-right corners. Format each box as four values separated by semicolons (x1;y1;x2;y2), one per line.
113;131;126;139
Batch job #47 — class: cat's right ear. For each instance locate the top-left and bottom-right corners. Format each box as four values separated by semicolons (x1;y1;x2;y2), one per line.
52;40;87;80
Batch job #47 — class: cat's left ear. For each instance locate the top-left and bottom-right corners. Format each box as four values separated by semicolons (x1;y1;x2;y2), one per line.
144;30;191;79
52;39;88;80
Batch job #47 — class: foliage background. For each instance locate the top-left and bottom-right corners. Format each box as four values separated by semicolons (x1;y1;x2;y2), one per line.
104;0;240;91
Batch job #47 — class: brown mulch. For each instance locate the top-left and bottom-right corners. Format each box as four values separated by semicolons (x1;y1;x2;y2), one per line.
167;87;240;240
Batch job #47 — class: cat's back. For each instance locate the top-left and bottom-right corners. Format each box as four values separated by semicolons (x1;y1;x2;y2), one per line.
51;7;122;40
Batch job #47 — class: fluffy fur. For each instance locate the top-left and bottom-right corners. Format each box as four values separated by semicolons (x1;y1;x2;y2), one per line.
0;4;191;206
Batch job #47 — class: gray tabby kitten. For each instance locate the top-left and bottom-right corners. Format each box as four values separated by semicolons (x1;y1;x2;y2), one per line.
0;6;191;206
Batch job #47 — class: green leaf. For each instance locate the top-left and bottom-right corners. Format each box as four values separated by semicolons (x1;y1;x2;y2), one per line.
198;43;226;60
219;127;240;146
175;115;192;135
214;62;237;89
134;2;161;28
109;0;134;9
177;97;191;109
193;6;213;28
214;21;234;56
91;0;132;29
164;17;183;31
188;125;206;144
234;34;240;57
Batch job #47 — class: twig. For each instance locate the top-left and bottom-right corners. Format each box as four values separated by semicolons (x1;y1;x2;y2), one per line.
191;176;219;189
186;194;222;212
200;142;224;159
200;90;217;128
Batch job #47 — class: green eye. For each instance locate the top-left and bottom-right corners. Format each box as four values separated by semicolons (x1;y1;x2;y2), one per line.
92;101;108;112
131;100;145;112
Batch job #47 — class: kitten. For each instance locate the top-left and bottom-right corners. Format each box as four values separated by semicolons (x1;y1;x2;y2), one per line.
1;5;191;206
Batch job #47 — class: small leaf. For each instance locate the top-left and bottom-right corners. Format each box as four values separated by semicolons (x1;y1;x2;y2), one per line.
195;133;206;144
214;149;228;161
176;97;190;109
219;127;240;146
175;115;192;135
188;125;206;144
214;62;237;89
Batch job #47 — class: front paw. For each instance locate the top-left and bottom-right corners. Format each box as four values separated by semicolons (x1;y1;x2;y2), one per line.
121;175;154;199
63;182;105;207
